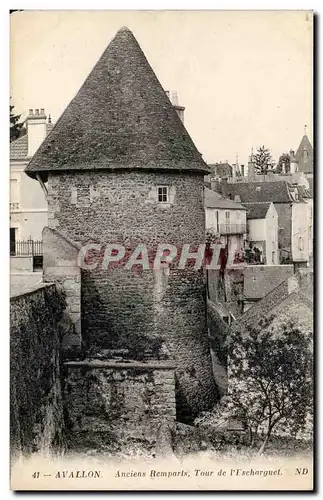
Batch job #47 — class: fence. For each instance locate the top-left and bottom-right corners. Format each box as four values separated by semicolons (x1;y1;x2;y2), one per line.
10;239;43;257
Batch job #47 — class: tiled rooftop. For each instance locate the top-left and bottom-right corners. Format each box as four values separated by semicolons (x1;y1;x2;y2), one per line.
243;202;272;219
26;27;208;180
244;264;294;300
204;187;246;210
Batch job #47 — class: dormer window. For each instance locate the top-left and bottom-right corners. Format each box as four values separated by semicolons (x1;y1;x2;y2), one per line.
157;186;169;203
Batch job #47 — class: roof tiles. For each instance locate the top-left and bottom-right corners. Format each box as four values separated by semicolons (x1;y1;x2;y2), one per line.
243;202;272;219
25;27;208;180
223;181;293;204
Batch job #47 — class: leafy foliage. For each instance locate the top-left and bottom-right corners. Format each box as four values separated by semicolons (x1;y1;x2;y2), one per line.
225;321;313;454
276;153;291;174
254;145;275;174
10;103;26;143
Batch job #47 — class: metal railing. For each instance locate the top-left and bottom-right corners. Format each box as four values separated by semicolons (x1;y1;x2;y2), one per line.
10;239;43;257
217;223;247;235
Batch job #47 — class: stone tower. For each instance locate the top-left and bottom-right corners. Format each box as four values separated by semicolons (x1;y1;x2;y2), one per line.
25;27;217;421
295;131;313;176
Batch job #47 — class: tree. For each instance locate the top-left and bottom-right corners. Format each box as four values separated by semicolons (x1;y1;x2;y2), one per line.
276;153;291;174
226;320;313;455
254;145;275;174
10;103;26;143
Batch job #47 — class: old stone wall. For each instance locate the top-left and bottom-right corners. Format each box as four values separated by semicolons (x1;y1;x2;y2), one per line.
47;170;217;421
298;268;314;300
207;299;229;396
63;360;176;453
10;284;66;459
42;227;82;357
274;203;292;262
208;267;244;304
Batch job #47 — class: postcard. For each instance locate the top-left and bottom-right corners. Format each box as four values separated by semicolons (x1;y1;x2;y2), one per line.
10;9;313;491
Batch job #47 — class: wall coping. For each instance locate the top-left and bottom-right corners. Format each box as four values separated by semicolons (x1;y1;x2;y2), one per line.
64;359;176;370
10;282;56;300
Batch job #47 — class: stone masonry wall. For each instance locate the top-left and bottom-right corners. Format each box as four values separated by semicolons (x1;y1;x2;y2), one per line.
43;227;82;357
208;268;244;304
63;361;176;453
10;284;66;459
47;170;218;421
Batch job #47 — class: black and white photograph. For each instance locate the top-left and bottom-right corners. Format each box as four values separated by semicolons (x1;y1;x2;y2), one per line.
9;9;314;491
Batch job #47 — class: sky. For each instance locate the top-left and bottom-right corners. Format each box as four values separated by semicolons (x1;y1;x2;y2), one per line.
10;10;313;165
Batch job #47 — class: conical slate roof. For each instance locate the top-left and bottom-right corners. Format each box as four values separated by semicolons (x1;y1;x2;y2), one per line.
25;27;208;180
295;134;313;174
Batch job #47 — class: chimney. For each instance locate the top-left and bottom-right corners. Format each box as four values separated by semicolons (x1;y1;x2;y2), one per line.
221;177;229;196
234;195;241;203
27;108;47;157
241;164;245;177
290;149;298;174
211;179;222;193
166;90;185;123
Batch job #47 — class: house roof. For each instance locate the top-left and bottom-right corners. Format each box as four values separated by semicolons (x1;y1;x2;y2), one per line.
243;265;294;300
273;171;308;186
10;134;28;160
296;134;313;174
240;287;313;333
208;162;232;178
25;27;208;181
223;180;295;203
204;187;246;210
10;123;53;161
243;202;272;219
232;269;313;335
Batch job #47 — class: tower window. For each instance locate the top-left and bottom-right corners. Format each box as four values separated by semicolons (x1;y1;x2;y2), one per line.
157;186;169;203
298;236;304;251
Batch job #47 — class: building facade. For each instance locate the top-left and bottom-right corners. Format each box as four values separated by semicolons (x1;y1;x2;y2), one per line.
244;201;278;265
222;180;309;265
205;187;247;263
10;109;52;249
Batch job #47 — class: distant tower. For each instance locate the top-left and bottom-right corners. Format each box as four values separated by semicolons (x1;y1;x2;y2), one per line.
166;90;185;123
290;149;298;174
232;153;239;179
248;147;256;180
295;126;313;176
25;27;217;421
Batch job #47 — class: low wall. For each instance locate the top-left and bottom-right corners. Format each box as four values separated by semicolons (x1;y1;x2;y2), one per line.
10;256;33;272
43;227;82;357
10;284;66;459
63;360;176;454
